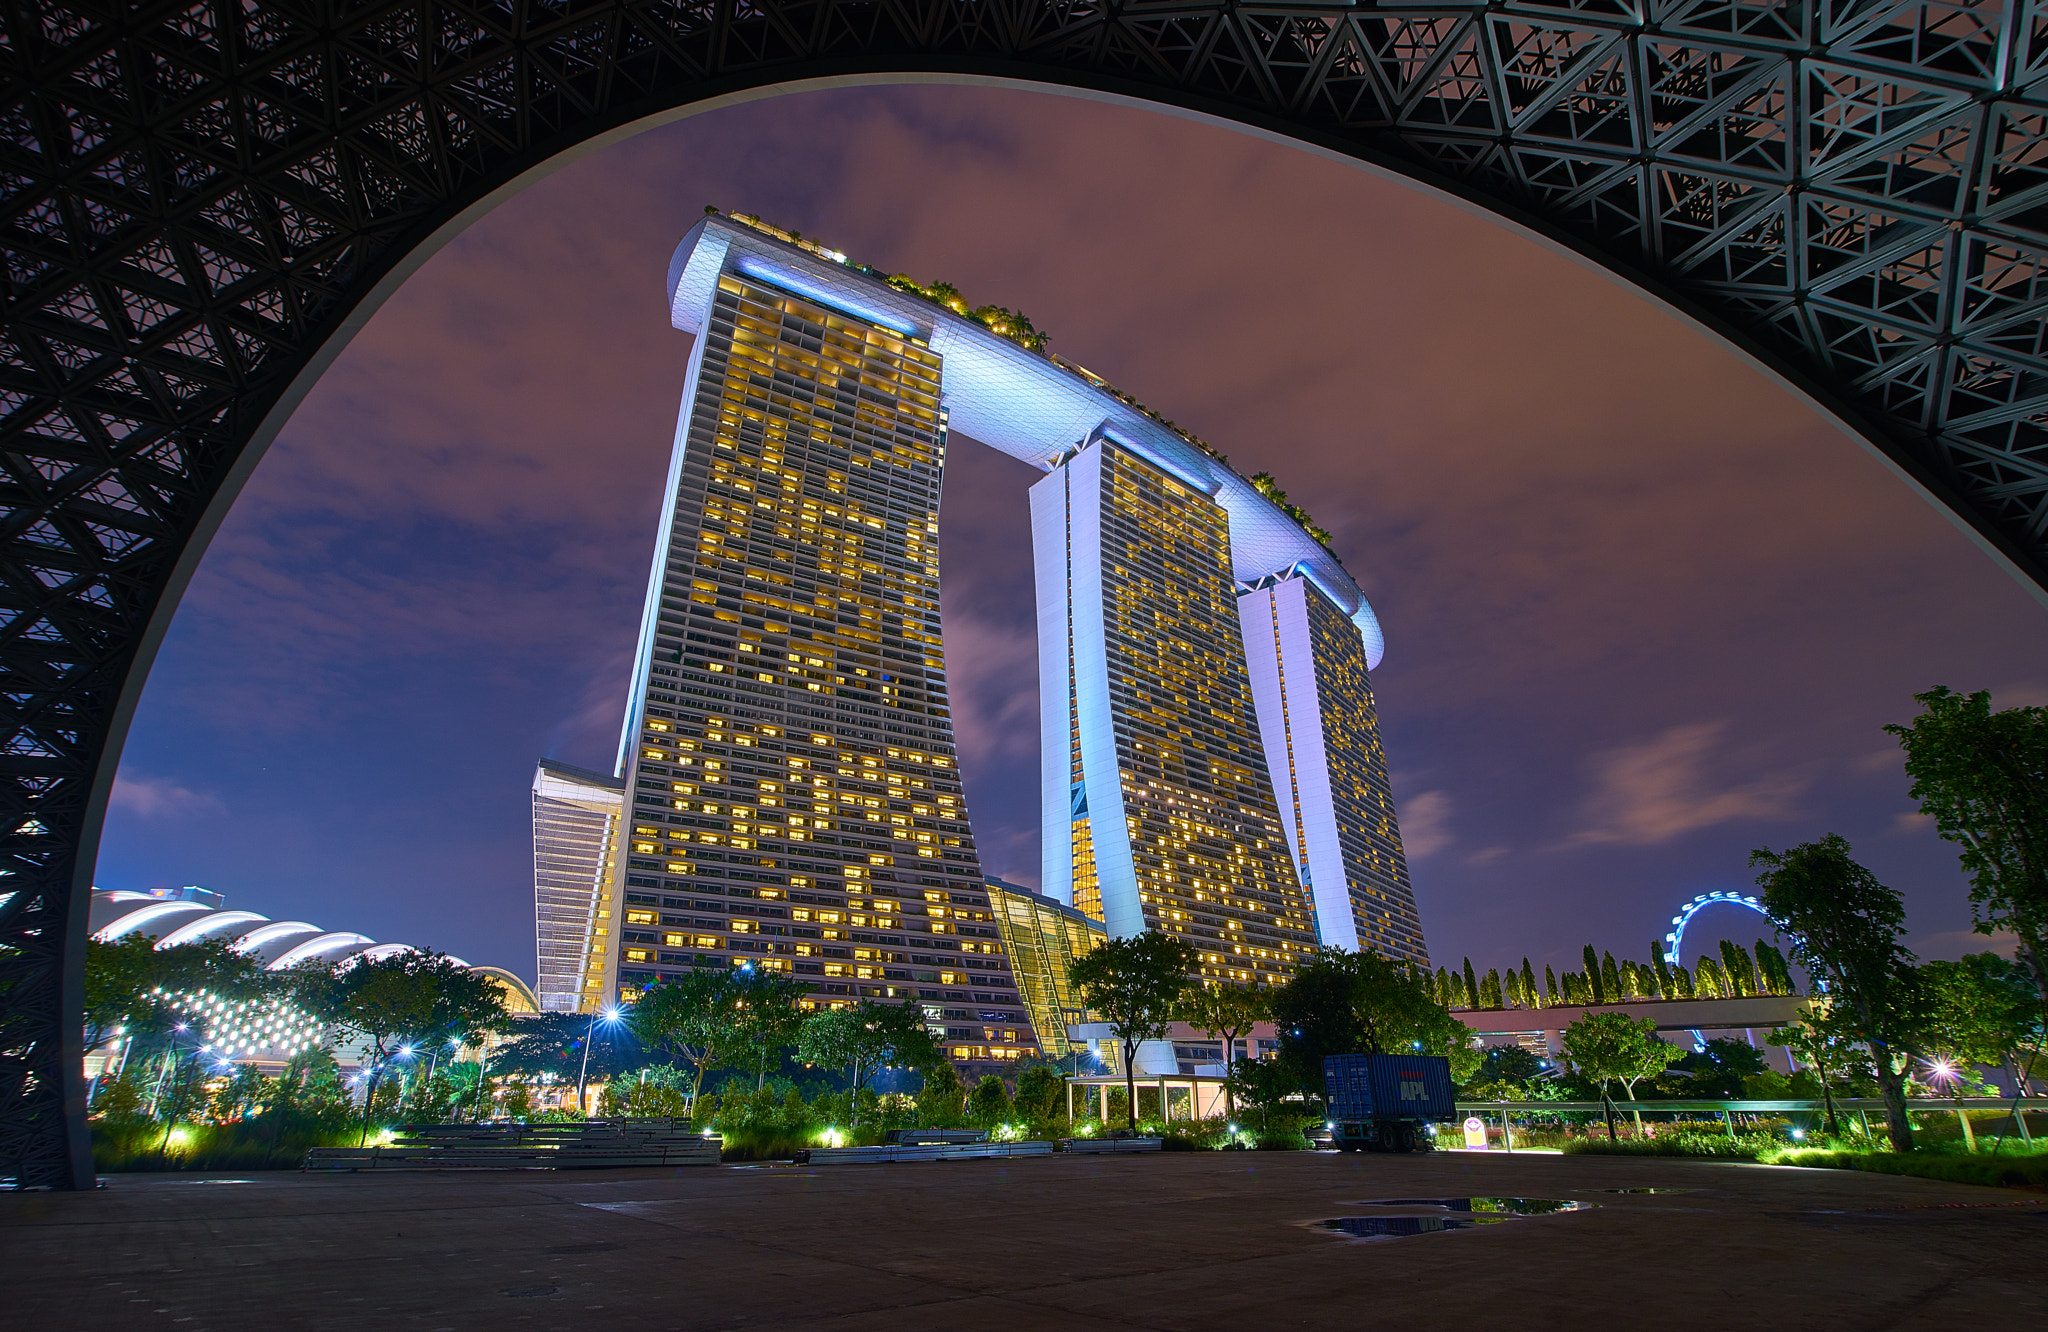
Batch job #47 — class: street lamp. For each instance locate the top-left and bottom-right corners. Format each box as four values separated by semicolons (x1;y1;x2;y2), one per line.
576;1007;621;1117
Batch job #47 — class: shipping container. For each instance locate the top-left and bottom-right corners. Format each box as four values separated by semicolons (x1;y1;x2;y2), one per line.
1322;1053;1455;1152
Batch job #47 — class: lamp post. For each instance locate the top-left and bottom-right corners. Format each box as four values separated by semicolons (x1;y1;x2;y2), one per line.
576;1007;620;1118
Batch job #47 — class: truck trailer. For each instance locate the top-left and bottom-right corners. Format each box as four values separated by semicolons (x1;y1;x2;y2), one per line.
1322;1052;1455;1152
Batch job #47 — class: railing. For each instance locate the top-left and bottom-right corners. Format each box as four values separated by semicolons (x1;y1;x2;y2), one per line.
1449;1097;2042;1149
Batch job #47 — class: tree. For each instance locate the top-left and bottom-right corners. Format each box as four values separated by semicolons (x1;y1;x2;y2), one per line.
1520;959;1541;1010
493;1011;645;1084
1066;932;1199;1131
1919;953;2039;1150
1769;1010;1863;1137
1755;940;1796;995
628;969;750;1107
1269;948;1472;1100
918;1057;966;1127
1561;1012;1682;1140
1752;835;1923;1150
1888;687;2048;1022
1176;982;1268;1118
327;950;492;1141
1650;944;1674;998
796;1000;941;1124
1601;951;1623;1003
1583;945;1605;1003
1462;958;1480;1009
1013;1066;1065;1124
967;1074;1015;1128
731;968;810;1091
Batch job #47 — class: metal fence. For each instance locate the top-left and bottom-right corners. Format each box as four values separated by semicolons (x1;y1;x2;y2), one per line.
1451;1096;2041;1148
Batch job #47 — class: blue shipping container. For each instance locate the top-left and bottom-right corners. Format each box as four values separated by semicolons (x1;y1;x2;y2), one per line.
1322;1053;1456;1121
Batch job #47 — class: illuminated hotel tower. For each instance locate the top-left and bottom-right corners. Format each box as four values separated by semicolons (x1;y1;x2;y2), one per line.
1032;438;1317;985
597;215;1031;1067
564;211;1421;1052
1238;572;1427;964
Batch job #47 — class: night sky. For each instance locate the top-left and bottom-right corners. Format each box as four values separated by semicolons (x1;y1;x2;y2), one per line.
95;85;2048;985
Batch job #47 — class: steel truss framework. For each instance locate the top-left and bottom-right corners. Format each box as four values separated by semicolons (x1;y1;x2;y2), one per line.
1;0;2043;1187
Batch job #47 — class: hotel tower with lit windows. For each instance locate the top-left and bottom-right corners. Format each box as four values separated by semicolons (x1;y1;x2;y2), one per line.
533;212;1424;1069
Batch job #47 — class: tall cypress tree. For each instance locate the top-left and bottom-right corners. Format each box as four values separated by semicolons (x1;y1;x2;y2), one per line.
1481;969;1503;1009
1651;943;1674;998
1601;951;1624;1003
1755;940;1794;995
1521;959;1540;1010
1583;945;1605;1002
1463;958;1480;1010
1673;963;1696;999
1720;940;1757;996
1545;965;1559;1003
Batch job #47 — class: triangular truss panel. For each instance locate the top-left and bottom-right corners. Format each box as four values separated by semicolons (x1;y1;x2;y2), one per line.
2;0;2046;1189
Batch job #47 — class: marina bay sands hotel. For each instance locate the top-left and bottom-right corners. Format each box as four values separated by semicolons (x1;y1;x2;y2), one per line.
533;212;1426;1053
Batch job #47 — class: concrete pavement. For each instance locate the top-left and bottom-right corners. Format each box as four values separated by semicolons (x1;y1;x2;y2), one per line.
5;1150;2044;1329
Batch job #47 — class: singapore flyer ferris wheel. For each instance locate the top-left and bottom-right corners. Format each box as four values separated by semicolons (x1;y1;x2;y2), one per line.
1664;891;1778;969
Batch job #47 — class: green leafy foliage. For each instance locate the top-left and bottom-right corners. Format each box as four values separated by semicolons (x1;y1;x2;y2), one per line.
1888;687;2048;1020
1269;948;1469;1096
1067;931;1199;1129
1246;472;1334;548
628;968;753;1102
1561;1012;1683;1103
967;1074;1015;1128
795;1000;941;1122
1753;834;1922;1150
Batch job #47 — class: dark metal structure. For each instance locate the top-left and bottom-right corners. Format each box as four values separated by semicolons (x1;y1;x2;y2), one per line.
1;1;2042;1187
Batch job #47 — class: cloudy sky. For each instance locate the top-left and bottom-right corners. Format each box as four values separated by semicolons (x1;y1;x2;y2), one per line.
96;84;2048;982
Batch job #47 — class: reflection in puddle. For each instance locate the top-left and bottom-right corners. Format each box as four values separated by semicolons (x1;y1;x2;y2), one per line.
1321;1214;1511;1239
1590;1187;1692;1195
1312;1197;1595;1240
1355;1197;1595;1216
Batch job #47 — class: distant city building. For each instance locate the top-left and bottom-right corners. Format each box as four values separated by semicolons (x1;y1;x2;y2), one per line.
1237;572;1427;963
567;211;1424;1052
984;875;1105;1058
530;759;626;1013
1031;436;1317;985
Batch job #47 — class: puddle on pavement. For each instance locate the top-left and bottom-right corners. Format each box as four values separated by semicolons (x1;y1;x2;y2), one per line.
1589;1187;1692;1195
1320;1214;1511;1239
1312;1197;1593;1241
1355;1197;1595;1215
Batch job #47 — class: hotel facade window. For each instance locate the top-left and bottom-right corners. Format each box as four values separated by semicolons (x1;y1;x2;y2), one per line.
1238;573;1428;965
1030;437;1317;985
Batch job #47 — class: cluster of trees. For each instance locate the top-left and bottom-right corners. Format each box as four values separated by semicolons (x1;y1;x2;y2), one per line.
1063;930;1479;1132
1431;938;1798;1012
1458;687;2048;1155
86;936;510;1150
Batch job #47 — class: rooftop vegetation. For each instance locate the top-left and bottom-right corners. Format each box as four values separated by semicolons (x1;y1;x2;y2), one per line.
1247;472;1334;549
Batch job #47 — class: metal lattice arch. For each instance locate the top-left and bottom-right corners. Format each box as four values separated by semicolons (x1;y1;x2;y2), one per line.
1;0;2043;1188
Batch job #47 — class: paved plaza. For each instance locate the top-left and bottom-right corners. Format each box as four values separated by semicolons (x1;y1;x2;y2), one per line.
6;1151;2044;1329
